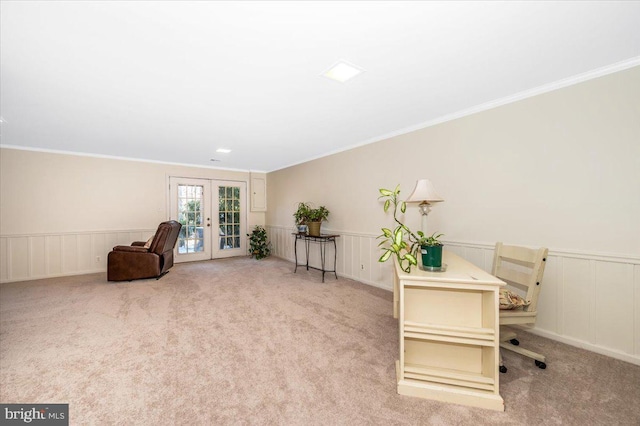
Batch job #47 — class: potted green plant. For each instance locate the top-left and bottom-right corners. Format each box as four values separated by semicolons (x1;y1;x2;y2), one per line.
377;185;444;272
418;232;444;270
307;205;329;236
247;225;271;259
293;203;330;235
293;202;311;233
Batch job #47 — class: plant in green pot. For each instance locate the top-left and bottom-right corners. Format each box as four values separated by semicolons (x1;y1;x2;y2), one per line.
418;232;444;270
377;185;444;273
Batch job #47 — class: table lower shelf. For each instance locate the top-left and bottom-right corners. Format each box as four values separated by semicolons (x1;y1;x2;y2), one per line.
404;363;495;391
395;361;504;412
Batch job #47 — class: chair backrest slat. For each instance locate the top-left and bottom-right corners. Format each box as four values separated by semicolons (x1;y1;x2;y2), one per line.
492;242;548;312
495;266;532;288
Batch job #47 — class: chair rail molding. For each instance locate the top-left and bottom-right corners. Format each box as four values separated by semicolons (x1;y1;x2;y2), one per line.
266;225;640;366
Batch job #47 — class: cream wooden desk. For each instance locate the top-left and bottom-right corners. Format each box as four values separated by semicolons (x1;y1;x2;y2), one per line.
393;251;506;411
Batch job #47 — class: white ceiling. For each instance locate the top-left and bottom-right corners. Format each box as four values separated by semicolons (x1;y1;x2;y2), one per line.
2;1;640;172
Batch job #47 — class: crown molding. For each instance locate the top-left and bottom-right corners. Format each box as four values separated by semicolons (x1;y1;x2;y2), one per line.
0;144;268;174
271;57;640;172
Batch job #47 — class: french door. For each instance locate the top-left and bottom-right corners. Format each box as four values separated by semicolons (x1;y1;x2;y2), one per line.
169;177;247;263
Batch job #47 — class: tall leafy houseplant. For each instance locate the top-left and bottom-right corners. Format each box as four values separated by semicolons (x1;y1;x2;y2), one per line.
247;225;271;259
378;185;443;273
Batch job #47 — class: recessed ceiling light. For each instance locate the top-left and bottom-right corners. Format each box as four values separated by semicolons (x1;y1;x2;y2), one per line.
322;60;365;83
216;148;232;153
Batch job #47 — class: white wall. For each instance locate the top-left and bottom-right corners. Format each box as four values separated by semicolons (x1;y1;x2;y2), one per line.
265;66;640;365
0;148;266;281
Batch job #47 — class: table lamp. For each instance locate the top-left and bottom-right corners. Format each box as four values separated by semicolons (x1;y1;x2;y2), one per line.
405;179;444;234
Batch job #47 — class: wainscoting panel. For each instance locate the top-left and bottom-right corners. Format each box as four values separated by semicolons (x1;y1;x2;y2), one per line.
47;235;63;276
635;264;640;357
8;238;29;281
266;226;640;365
594;261;635;354
0;238;8;282
62;234;79;273
561;257;592;343
341;234;354;278
0;229;156;283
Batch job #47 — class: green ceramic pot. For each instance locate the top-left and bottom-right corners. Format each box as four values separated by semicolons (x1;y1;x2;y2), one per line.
421;244;443;268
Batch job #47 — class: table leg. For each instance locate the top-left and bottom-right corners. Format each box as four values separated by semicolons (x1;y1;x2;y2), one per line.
320;240;326;282
294;236;299;273
332;238;338;280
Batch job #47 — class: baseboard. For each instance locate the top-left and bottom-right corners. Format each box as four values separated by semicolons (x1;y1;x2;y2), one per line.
1;268;106;284
524;327;640;367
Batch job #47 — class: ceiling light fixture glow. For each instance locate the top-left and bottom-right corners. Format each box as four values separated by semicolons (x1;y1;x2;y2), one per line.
216;148;232;153
322;60;364;83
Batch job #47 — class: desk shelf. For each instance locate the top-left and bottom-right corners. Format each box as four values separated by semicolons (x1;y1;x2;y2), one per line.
394;252;505;411
404;363;496;392
403;321;495;346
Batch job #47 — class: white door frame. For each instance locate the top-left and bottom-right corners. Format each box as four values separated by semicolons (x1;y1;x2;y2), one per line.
169;176;247;263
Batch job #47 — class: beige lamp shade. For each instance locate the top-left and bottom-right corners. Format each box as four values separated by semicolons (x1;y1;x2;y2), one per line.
406;179;443;234
405;179;444;204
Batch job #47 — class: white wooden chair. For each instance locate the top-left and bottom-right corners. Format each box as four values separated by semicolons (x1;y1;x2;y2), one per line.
492;242;548;373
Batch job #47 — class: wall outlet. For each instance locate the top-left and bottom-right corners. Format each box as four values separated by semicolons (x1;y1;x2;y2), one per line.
96;256;101;263
361;264;365;270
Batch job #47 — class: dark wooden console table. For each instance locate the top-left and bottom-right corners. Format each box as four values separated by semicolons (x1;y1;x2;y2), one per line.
292;233;339;282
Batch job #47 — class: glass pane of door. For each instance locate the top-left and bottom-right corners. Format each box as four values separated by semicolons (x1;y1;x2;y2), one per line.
213;181;246;259
177;184;205;254
218;185;241;250
170;177;212;263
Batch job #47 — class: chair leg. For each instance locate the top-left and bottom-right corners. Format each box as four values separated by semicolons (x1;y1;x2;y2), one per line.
501;330;517;342
500;329;547;370
499;341;545;363
500;339;547;370
499;351;507;373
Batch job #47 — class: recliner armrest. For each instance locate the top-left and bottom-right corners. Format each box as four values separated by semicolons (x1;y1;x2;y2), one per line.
131;241;147;247
112;245;150;253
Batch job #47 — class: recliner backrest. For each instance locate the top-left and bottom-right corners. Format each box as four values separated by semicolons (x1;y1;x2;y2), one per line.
149;221;182;255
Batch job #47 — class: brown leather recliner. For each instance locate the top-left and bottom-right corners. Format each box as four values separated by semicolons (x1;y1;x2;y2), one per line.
108;220;182;281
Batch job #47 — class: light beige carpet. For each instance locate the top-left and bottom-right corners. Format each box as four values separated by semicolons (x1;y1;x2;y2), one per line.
1;256;639;425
